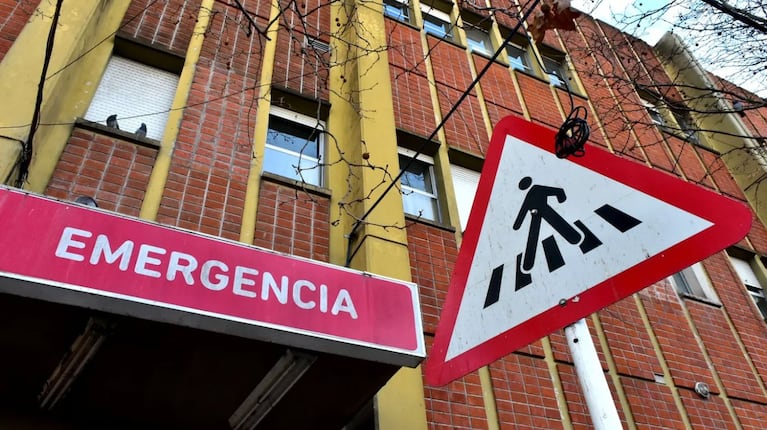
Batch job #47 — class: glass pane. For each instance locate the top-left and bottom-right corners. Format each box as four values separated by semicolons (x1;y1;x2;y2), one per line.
543;57;565;87
399;156;434;192
749;288;767;319
507;45;529;71
672;272;693;295
267;116;320;158
402;190;439;221
648;108;664;126
756;297;767;319
466;28;491;55
263;146;321;185
423;14;450;39
384;0;409;21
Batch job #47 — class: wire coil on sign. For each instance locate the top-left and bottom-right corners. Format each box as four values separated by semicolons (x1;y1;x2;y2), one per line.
555;105;590;159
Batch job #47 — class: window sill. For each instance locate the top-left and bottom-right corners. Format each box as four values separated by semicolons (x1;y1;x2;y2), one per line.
261;171;332;198
678;292;722;308
75;118;160;149
425;32;465;50
552;82;588;100
404;212;456;232
661;129;721;155
470;50;506;67
384;15;421;32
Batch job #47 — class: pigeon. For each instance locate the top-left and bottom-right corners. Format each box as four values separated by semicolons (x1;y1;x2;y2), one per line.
106;114;119;129
136;123;147;138
733;100;746;117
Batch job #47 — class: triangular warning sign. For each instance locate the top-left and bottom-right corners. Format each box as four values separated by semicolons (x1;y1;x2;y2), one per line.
425;115;752;386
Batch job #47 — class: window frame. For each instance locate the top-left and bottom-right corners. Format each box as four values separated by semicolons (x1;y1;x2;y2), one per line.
506;42;532;73
450;164;480;231
84;55;180;141
264;106;326;187
640;97;666;127
669;262;719;304
420;5;453;40
398;148;441;222
464;23;492;56
541;53;570;89
383;0;411;23
729;253;767;321
670;108;701;144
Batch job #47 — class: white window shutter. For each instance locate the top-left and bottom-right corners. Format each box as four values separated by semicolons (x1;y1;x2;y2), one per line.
731;257;760;287
85;56;179;140
451;165;480;231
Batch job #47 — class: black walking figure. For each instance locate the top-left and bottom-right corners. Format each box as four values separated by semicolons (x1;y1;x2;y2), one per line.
513;176;582;273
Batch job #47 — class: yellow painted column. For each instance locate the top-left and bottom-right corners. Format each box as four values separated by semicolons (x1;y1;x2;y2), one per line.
0;0;131;188
655;33;767;224
238;0;281;243
634;295;693;428
327;0;427;428
140;0;215;220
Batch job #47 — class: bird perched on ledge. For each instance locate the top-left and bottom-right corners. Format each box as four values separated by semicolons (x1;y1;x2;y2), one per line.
106;114;119;129
136;123;147;138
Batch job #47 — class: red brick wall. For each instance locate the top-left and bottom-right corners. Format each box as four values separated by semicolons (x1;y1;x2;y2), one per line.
436;84;487;154
386;20;429;76
120;0;195;53
46;127;156;217
472;56;524;122
492;354;565;429
390;65;435;138
253;179;330;261
401;9;767;428
622;377;686;428
424;352;488;430
408;223;458;334
0;0;35;62
272;25;329;101
157;3;261;241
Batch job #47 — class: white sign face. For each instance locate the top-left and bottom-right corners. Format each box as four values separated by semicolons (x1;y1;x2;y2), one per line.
426;115;751;386
445;135;712;360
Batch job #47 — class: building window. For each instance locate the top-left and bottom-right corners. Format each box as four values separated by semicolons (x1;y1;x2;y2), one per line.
399;149;440;222
671;109;699;143
541;54;570;88
506;43;531;73
670;262;717;302
640;97;666;127
421;7;452;40
84;56;179;140
730;254;767;320
264;107;324;186
450;164;480;231
465;24;492;56
383;0;410;23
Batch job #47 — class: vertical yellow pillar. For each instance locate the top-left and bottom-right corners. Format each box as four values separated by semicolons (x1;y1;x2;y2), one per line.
0;0;131;188
327;0;428;428
238;0;281;243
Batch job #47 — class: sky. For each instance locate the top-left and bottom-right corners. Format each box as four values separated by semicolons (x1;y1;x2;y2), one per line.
570;0;766;96
570;0;679;44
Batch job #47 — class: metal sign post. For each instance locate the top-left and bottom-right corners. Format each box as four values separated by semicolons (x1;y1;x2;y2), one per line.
565;318;623;430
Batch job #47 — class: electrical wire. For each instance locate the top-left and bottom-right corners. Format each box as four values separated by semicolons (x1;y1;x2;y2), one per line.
344;0;543;267
555;105;589;158
523;31;590;158
15;0;64;188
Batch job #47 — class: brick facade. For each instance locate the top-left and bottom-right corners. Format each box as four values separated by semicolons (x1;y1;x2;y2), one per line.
14;0;767;428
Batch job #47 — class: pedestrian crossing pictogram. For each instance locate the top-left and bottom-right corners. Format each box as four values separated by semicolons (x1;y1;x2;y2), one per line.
483;177;643;308
425;115;752;386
